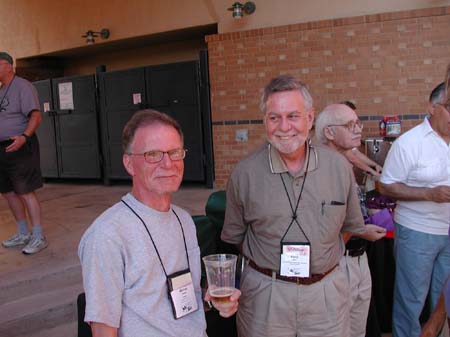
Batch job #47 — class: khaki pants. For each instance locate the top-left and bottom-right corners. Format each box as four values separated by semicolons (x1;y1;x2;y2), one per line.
237;263;350;337
340;253;372;337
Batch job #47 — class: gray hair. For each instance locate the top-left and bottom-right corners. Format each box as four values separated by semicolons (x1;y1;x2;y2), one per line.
260;75;313;113
314;104;347;144
122;109;183;153
429;82;446;104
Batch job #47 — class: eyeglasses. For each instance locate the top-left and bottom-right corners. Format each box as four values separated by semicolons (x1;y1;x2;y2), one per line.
127;148;187;163
328;119;363;132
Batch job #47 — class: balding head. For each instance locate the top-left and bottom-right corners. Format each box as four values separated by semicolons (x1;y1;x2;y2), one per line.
315;103;363;152
315;104;356;143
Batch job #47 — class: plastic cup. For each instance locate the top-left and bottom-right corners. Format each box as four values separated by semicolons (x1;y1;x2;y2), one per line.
202;254;237;304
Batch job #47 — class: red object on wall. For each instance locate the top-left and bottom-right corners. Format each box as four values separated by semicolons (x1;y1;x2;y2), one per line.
379;117;387;137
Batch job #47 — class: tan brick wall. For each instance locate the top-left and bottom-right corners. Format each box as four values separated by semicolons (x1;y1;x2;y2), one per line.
207;6;450;188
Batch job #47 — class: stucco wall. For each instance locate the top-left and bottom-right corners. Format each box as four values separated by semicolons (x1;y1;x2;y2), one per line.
1;0;450;59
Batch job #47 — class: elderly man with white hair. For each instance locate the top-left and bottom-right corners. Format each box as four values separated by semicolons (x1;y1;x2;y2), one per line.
315;103;386;337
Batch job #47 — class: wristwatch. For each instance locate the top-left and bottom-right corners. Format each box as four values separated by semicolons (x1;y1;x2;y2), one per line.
21;133;31;142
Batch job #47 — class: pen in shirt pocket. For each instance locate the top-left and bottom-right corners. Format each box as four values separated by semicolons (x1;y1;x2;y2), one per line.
322;200;345;215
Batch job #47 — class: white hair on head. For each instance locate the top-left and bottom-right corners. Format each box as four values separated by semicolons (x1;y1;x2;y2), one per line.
314;104;349;144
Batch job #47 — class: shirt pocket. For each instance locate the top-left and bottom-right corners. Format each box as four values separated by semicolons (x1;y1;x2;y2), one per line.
409;158;447;184
298;200;345;246
320;202;346;244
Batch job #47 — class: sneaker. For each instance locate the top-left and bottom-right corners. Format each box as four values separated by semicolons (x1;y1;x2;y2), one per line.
2;233;31;248
22;236;48;255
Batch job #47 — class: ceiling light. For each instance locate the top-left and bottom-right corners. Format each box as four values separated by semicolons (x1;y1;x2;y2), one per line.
228;2;256;19
82;28;110;45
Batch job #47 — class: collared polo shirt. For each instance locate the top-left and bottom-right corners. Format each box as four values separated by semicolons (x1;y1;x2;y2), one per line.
222;142;365;274
381;117;450;235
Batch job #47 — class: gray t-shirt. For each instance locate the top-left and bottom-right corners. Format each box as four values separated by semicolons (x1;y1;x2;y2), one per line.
78;193;207;337
0;76;40;141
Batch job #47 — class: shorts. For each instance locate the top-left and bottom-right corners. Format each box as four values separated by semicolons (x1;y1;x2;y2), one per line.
0;134;43;194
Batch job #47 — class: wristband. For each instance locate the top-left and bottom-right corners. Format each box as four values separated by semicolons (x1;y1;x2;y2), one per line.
21;133;31;142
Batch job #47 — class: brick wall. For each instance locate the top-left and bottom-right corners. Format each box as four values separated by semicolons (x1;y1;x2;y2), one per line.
206;6;450;188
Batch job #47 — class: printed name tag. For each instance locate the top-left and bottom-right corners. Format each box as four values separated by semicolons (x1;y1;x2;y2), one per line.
167;269;198;319
280;243;310;277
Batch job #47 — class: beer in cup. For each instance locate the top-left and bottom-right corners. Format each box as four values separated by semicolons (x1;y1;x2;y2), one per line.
202;254;237;306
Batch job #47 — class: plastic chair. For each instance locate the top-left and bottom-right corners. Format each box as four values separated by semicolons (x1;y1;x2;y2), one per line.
77;293;92;337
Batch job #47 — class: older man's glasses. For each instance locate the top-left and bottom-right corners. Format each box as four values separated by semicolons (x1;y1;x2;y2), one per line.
127;148;187;163
328;120;363;132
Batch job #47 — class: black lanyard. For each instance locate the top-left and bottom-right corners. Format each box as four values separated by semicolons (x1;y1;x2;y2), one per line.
121;199;190;278
0;75;15;112
279;144;312;243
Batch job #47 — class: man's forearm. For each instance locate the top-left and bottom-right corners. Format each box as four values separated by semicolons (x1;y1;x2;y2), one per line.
354;148;377;167
349;224;386;242
91;322;118;337
345;149;379;176
378;182;432;201
23;110;42;136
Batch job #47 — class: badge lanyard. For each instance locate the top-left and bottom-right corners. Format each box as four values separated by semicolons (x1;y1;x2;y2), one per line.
121;199;198;319
121;199;190;274
0;75;15;112
279;144;312;244
279;144;312;277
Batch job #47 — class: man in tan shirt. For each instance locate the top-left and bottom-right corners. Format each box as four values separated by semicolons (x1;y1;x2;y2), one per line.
221;75;385;337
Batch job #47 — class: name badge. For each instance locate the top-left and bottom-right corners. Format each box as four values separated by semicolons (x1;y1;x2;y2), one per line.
167;269;198;319
280;242;310;277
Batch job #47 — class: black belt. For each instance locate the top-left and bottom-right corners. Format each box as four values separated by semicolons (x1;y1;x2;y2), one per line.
248;259;337;285
345;237;366;258
345;247;365;257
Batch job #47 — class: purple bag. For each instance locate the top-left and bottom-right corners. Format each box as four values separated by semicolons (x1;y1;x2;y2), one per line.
365;208;394;231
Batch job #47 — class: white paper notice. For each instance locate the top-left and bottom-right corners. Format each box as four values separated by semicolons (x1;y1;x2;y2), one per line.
58;82;74;110
43;102;50;112
133;93;142;105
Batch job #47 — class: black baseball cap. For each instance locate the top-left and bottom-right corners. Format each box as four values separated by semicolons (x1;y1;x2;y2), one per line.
0;52;13;65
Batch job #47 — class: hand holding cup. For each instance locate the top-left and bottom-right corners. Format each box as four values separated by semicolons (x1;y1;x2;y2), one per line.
202;254;240;317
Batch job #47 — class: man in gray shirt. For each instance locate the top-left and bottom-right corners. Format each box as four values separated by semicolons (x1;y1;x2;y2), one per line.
0;52;47;255
79;109;240;337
